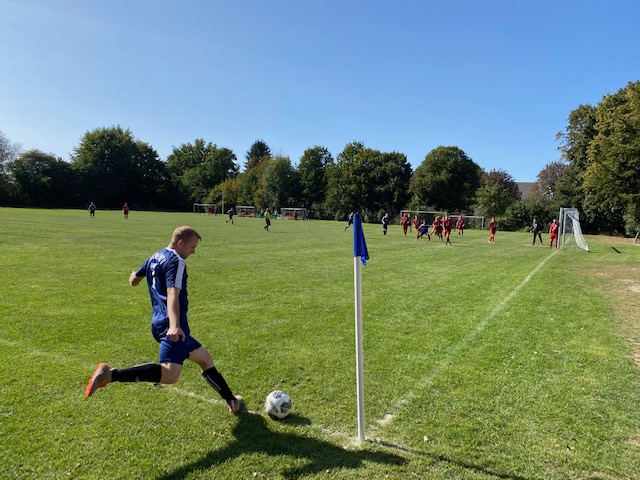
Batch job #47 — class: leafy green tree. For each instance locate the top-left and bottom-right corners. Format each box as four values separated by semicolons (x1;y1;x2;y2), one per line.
262;156;300;211
166;139;239;205
409;146;482;213
326;142;377;219
297;146;334;213
583;81;640;233
0;130;21;203
71;126;166;207
474;169;520;218
554;104;597;216
370;151;412;214
219;176;243;209
500;200;537;231
245;140;271;170
9;150;78;206
326;142;412;221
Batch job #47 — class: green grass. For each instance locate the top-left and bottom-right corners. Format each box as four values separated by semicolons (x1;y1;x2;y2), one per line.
1;207;639;479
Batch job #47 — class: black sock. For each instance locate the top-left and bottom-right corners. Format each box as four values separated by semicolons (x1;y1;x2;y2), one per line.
202;367;235;403
111;363;162;383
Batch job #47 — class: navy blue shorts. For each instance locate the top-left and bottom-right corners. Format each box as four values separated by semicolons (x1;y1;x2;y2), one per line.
151;323;202;365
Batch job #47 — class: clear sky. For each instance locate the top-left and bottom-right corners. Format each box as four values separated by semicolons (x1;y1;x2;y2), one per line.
1;0;639;181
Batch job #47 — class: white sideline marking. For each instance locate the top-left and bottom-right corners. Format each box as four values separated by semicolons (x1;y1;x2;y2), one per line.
374;249;558;429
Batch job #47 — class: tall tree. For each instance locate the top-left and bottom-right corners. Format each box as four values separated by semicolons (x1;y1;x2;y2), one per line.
297;146;334;211
262;156;300;211
71;126;165;207
369;151;412;213
474;169;520;218
409;146;482;212
326;142;374;218
0;130;21;202
554;104;597;215
9;150;77;206
583;81;640;233
245;140;271;170
166;139;239;205
326;142;412;220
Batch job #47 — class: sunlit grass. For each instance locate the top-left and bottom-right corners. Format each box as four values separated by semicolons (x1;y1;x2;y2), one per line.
1;207;639;479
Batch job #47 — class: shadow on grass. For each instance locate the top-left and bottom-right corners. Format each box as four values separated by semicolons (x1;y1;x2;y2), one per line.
157;412;406;479
369;439;530;480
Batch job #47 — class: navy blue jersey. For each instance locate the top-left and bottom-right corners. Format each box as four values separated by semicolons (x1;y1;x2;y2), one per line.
135;248;190;335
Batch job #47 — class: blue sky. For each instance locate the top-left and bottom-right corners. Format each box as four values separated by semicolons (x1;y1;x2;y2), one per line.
1;0;639;181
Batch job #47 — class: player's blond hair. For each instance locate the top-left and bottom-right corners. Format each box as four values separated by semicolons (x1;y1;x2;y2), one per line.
171;226;202;244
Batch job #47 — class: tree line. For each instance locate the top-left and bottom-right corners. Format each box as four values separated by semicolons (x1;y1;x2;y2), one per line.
1;81;638;234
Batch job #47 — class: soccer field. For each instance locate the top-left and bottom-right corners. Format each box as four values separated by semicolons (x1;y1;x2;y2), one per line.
1;207;639;479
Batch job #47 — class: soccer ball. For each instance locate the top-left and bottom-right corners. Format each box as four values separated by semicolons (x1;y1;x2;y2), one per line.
264;390;292;420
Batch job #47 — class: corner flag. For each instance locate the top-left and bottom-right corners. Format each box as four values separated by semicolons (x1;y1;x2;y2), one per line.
353;212;369;266
352;212;368;441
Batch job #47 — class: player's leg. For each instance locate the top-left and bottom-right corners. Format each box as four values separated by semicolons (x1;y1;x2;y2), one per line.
85;362;168;396
188;342;242;413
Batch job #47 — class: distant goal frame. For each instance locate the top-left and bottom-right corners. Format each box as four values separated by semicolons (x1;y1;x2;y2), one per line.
280;207;308;220
236;205;257;217
193;203;216;214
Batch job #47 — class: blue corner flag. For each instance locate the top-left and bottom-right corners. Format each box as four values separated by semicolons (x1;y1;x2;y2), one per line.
353;212;369;266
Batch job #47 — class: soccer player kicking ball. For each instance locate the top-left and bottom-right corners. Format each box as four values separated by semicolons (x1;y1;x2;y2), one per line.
86;226;242;414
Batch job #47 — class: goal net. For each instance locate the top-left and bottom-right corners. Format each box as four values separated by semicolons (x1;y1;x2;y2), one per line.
193;203;217;214
236;205;256;217
281;207;307;220
559;207;589;251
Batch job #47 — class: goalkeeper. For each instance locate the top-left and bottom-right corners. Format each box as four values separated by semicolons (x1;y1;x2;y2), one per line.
531;218;543;245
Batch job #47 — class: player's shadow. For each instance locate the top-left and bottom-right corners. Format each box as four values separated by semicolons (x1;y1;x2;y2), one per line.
157;412;406;479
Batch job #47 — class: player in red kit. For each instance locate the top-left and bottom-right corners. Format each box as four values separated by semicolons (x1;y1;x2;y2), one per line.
443;214;453;245
488;217;498;243
401;213;410;237
549;219;559;249
432;216;443;241
456;215;465;236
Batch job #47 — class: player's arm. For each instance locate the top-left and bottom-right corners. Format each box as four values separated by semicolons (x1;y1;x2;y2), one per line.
129;270;144;286
166;287;186;342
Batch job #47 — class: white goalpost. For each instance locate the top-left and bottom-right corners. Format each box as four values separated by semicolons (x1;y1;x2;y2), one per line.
236;206;256;217
281;207;308;220
193;203;217;214
559;207;589;251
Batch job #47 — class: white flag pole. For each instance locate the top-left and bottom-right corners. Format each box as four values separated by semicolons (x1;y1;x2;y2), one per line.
354;256;365;441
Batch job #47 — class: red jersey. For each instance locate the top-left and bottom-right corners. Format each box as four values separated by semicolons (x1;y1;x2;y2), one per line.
489;221;497;233
443;218;453;231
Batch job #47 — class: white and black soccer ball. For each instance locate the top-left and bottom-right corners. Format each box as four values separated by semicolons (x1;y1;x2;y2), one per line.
264;390;292;420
